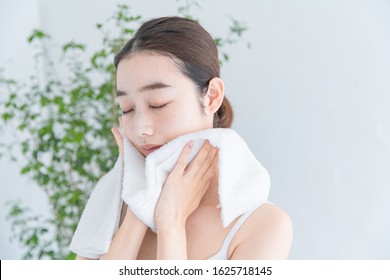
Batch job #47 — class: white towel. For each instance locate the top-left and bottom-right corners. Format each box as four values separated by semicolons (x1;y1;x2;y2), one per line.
69;128;270;259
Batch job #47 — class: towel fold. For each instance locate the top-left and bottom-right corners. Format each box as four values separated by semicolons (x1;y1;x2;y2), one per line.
69;128;270;259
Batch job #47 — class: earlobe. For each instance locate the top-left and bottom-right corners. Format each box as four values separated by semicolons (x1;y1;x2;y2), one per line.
205;77;225;115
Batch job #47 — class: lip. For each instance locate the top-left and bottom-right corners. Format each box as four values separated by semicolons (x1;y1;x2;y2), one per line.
140;144;163;156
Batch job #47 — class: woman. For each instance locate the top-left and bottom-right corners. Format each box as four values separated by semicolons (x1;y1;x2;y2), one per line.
77;16;292;260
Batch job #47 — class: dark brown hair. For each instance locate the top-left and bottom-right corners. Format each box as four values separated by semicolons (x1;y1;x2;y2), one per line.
114;16;233;128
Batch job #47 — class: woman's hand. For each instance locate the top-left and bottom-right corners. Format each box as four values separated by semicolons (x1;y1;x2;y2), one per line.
111;127;124;157
154;140;219;230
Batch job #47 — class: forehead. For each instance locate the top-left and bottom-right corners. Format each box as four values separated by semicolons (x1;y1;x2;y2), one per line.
116;52;182;90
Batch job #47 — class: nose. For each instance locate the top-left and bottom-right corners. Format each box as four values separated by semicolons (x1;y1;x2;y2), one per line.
133;110;154;141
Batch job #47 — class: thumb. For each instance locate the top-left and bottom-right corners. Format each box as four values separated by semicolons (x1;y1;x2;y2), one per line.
111;127;124;156
173;141;193;174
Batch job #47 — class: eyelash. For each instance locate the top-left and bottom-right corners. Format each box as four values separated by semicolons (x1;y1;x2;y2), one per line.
121;104;167;115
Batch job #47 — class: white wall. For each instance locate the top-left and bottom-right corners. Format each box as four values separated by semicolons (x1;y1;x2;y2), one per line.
1;0;389;259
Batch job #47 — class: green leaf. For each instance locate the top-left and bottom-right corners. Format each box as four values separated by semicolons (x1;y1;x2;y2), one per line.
21;141;30;154
223;53;229;62
27;29;51;43
91;49;107;68
230;19;247;37
26;233;39;246
74;131;84;143
62;41;86;53
53;96;63;105
8;205;24;217
124;28;135;34
65;252;77;260
21;166;31;174
214;38;223;47
40;96;50;107
1;112;14;121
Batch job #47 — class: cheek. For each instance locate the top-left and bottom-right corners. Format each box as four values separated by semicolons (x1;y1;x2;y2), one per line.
159;109;189;130
161;105;205;135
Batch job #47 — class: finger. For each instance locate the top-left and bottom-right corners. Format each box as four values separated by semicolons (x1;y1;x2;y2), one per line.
119;117;122;129
111;127;121;145
198;152;218;197
172;141;193;174
185;140;214;175
203;146;219;173
201;148;219;182
188;142;218;177
212;149;219;173
111;127;124;156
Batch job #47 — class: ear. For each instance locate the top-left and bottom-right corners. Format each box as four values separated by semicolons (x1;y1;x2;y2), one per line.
203;77;225;116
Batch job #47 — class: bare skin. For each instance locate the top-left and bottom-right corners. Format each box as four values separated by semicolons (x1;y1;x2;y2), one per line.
76;53;293;260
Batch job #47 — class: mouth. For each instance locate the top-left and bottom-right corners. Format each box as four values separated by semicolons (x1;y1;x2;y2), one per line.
141;145;163;156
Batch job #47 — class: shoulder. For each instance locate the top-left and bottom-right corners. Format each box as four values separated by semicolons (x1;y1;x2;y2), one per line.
229;203;293;260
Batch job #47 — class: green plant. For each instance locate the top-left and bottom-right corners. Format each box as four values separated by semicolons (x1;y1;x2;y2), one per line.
0;1;248;259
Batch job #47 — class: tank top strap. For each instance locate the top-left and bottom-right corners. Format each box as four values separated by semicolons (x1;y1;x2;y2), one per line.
207;206;258;259
222;207;258;247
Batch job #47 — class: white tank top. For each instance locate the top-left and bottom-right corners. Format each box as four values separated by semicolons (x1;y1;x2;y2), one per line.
207;201;272;260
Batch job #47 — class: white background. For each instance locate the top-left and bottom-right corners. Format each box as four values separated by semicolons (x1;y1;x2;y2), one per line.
1;0;390;259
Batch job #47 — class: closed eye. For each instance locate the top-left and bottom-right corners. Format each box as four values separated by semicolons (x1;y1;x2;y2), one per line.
122;103;169;115
122;109;133;115
149;103;168;110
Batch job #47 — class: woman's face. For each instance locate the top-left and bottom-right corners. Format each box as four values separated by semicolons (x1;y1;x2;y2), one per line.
116;52;213;157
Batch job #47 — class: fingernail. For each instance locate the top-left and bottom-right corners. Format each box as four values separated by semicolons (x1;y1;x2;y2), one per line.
188;141;193;148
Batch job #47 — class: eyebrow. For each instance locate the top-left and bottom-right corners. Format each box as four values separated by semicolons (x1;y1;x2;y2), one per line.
116;82;171;97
